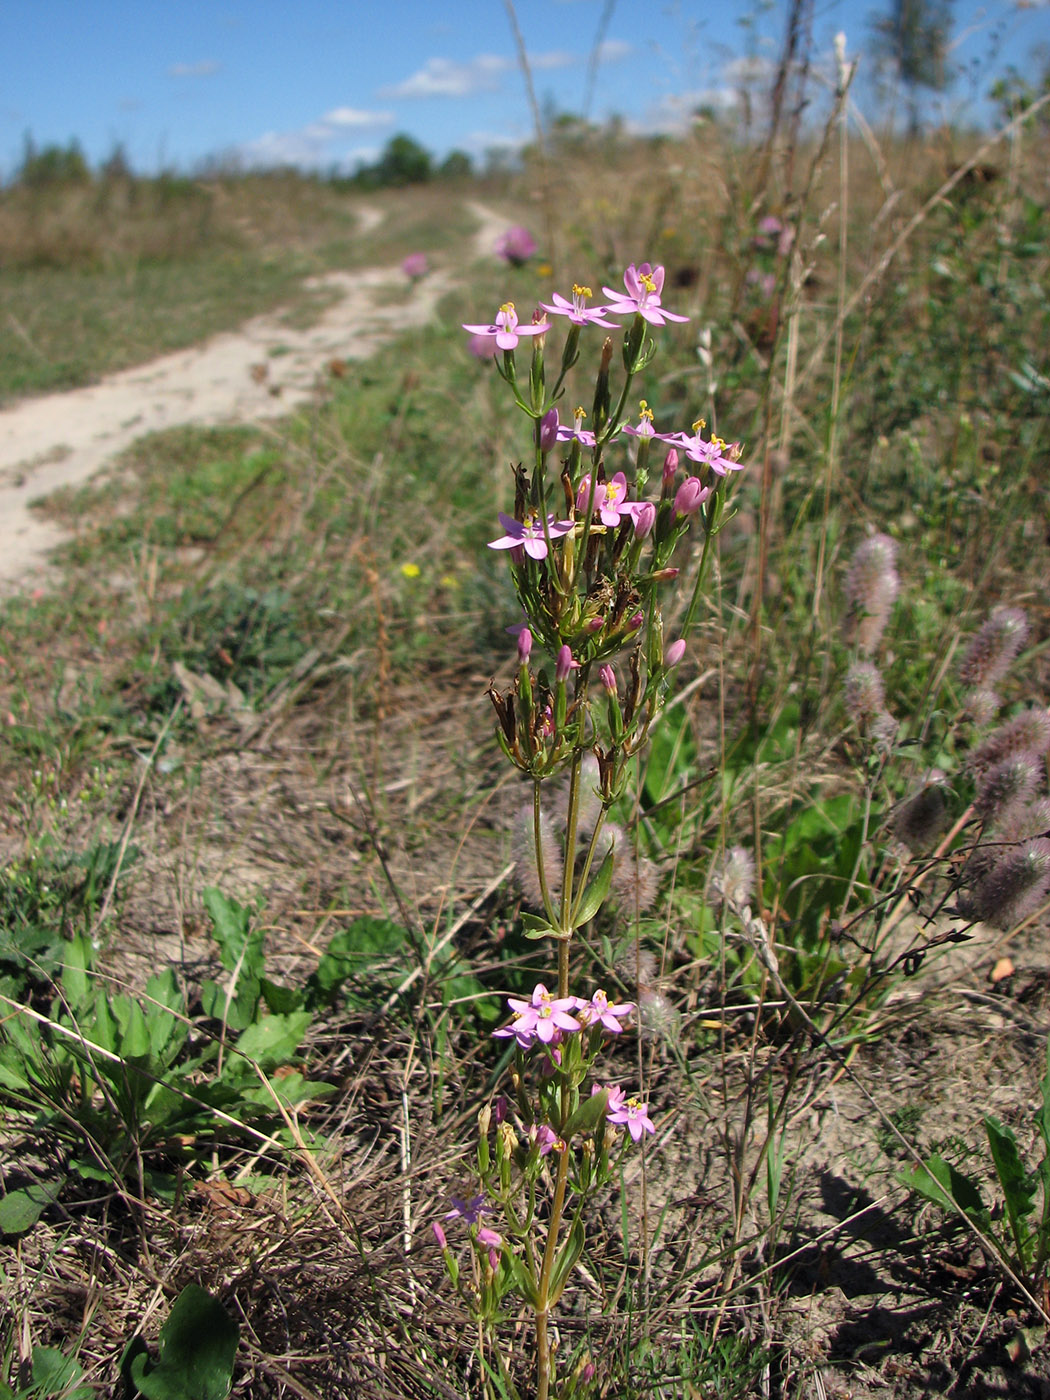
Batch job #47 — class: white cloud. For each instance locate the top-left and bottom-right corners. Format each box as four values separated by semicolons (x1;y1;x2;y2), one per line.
324;106;394;128
596;39;632;63
378;54;512;98
237;105;395;169
168;60;220;79
528;49;575;71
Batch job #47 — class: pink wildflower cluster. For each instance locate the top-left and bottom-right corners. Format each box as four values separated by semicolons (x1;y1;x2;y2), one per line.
493;982;634;1050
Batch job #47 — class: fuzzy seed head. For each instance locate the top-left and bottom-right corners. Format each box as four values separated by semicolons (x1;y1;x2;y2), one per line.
965;687;1002;726
959;838;1050;930
958;607;1029;689
711;845;756;911
844;534;900;654
974;754;1042;825
893;773;949;853
969;707;1050;777
844;661;887;728
995;798;1050;845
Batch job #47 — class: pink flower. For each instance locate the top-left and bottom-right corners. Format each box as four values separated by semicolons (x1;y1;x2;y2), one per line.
462;302;550;351
401;252;428;280
622;401;677;445
607;1093;655;1142
676;423;744;477
445;1194;489;1224
599;664;617;694
542;283;616;328
532;1124;565;1156
576;471;632;528
495;225;537;265
488;510;574;561
601;263;689;327
477;1226;502;1248
576;988;634;1033
556;407;598;448
665;639;686;668
493;982;581;1047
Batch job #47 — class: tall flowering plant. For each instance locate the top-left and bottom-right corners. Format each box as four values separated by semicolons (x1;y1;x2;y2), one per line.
440;266;743;1398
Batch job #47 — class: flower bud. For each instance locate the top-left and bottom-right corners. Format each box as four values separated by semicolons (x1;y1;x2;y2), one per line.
539;407;559;452
599;664;617;694
586;615;605;633
517;627;532;664
555;644;577;682
663;447;679;485
674;476;710;515
633;501;656;539
626;611;644;632
665;639;686;668
432;1221;447;1249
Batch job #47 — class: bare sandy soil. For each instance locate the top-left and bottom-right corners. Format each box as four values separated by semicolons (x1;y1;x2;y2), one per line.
0;201;512;591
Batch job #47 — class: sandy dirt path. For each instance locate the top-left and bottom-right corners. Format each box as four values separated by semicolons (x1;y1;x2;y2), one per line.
0;201;513;592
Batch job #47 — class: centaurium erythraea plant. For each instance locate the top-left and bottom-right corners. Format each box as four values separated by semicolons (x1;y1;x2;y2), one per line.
442;262;744;1400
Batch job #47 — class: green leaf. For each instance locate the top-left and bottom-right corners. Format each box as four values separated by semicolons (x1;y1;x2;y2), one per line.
199;977;259;1034
0;1177;65;1235
1038;1039;1050;1152
562;1088;609;1141
986;1115;1036;1265
116;996;152;1060
520;911;560;941
548;1217;585;1308
202;888;264;982
60;935;93;1008
904;1155;991;1230
30;1345;92;1399
144;970;188;1060
233;1012;311;1071
572;844;615;926
124;1284;238;1400
307;918;411;1004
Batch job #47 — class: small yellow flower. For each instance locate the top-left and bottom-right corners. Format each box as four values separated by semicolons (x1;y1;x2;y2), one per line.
440;573;460;590
400;562;421;579
536;262;553;278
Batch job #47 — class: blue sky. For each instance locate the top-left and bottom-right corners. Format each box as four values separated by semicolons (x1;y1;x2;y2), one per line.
2;0;1048;179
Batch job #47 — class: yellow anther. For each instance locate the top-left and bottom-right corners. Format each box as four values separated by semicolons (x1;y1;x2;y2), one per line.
573;283;593;299
574;406;587;420
692;417;707;434
639;400;654;422
639;272;656;293
500;301;515;314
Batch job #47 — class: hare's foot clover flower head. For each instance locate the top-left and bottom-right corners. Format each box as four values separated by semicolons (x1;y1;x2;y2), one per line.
462;302;549;351
602;263;689;326
488;510;573;561
542;284;617;328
